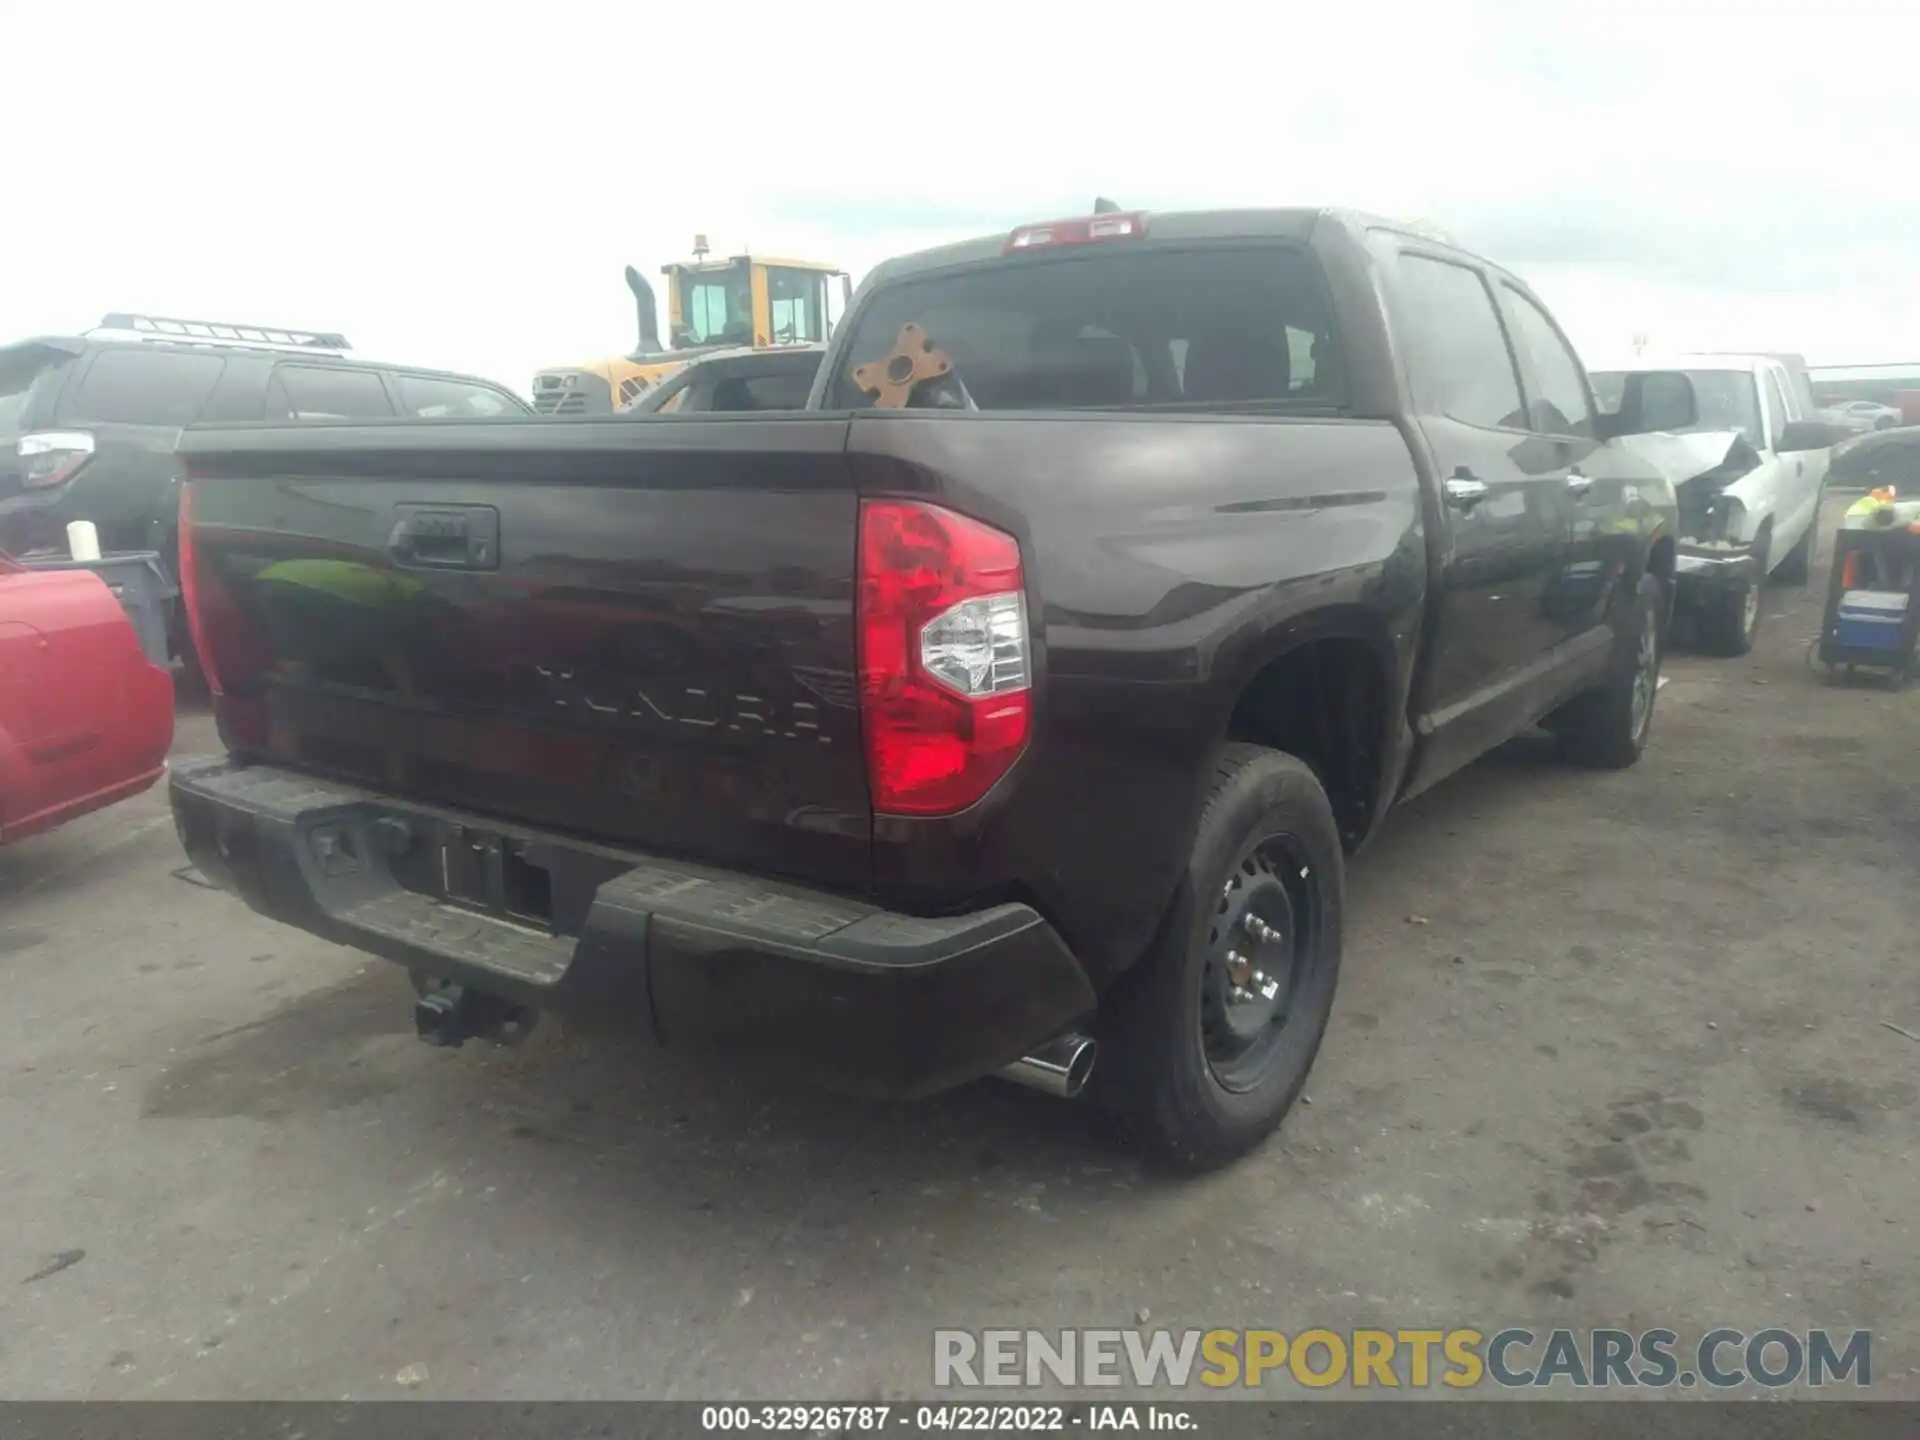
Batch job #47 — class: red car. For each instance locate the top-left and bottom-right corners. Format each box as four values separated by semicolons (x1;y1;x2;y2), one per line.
0;555;173;844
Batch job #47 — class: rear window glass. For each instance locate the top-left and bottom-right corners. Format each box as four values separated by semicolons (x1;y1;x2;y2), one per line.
0;346;74;436
62;348;225;426
395;373;524;417
827;244;1343;412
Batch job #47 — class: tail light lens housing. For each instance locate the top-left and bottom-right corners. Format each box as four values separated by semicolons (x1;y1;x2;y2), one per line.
857;499;1032;816
18;431;95;490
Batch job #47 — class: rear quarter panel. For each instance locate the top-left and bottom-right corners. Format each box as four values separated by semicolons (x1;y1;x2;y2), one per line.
848;412;1425;985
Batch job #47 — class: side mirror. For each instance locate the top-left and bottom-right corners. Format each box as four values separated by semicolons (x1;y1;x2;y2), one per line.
1598;369;1698;439
1776;420;1848;453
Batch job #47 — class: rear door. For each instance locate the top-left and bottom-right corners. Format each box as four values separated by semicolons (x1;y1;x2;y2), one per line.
1388;247;1568;766
1493;281;1630;645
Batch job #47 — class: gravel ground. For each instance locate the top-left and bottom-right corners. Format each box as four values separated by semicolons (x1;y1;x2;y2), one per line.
1;491;1913;1401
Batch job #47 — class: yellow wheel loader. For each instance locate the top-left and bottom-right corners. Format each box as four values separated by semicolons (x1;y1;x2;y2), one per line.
531;241;850;414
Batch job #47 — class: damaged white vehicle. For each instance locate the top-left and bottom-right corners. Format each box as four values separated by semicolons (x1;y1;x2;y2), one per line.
1591;354;1841;656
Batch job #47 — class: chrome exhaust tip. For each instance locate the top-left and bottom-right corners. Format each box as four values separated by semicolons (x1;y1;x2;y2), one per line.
999;1033;1098;1099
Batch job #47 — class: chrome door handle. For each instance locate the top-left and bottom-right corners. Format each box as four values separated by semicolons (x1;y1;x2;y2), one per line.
1565;470;1593;496
1444;472;1489;509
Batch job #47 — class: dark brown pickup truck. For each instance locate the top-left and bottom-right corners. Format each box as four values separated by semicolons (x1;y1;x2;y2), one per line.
169;207;1698;1169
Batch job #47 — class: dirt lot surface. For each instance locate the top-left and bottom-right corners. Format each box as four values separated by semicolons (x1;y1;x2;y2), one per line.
1;493;1914;1400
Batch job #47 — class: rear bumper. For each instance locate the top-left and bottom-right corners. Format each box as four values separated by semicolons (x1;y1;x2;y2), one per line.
167;758;1096;1098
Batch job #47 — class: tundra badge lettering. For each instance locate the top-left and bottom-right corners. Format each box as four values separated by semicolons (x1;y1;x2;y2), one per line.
532;667;830;743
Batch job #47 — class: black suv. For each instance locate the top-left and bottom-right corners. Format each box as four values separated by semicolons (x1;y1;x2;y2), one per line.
0;313;528;661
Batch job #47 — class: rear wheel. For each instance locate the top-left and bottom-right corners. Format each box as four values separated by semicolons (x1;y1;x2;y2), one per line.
1551;571;1665;769
1095;744;1343;1172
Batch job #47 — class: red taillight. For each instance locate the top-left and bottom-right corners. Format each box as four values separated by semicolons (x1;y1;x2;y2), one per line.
857;499;1032;816
177;480;223;695
1005;212;1148;253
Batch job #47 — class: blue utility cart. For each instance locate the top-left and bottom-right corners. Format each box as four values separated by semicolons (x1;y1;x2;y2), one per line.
1817;493;1920;687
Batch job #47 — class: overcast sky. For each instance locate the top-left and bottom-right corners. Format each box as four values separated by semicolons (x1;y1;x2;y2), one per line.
6;0;1917;394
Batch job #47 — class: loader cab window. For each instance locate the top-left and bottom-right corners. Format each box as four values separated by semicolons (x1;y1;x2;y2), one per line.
678;262;752;347
769;267;828;345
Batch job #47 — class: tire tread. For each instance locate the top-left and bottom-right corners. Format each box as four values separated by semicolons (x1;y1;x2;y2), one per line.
1098;744;1343;1172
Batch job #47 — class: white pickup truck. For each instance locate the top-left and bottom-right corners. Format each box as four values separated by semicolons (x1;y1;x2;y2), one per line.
1591;353;1839;655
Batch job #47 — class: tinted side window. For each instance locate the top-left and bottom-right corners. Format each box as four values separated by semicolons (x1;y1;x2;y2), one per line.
1394;255;1525;430
1501;286;1594;438
268;365;395;419
395;373;522;417
63;349;225;425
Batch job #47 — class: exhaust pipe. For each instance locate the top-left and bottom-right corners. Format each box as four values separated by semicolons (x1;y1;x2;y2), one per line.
625;265;663;355
999;1033;1098;1099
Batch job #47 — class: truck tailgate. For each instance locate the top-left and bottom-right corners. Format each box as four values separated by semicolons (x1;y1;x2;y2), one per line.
177;417;870;892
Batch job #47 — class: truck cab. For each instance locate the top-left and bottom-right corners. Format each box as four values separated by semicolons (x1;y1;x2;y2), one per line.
171;205;1698;1172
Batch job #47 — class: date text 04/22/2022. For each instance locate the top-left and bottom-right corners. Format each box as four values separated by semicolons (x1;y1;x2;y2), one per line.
699;1406;1194;1432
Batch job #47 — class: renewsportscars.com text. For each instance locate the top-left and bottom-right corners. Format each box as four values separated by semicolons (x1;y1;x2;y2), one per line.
933;1327;1871;1391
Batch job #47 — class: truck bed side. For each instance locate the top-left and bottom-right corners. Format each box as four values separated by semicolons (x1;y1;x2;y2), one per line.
846;412;1424;982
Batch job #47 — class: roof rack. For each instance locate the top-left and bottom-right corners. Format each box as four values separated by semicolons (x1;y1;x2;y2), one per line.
90;313;352;353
